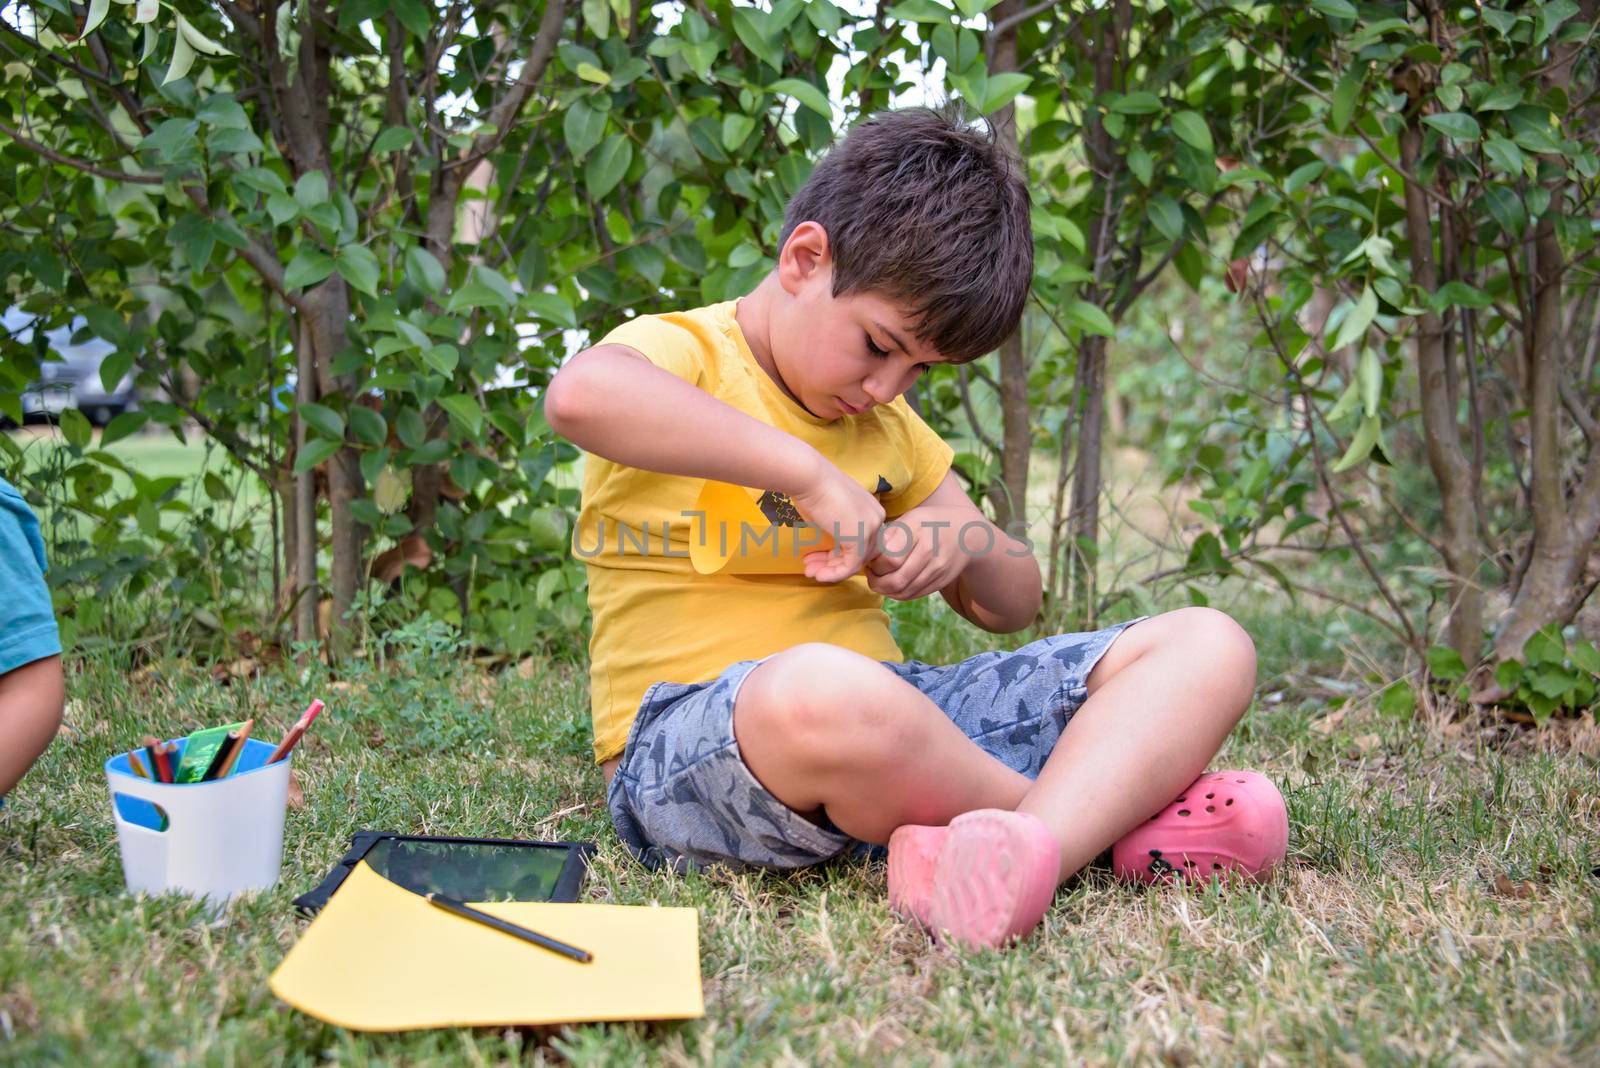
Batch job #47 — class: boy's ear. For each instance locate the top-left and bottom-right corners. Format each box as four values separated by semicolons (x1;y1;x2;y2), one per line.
777;220;830;295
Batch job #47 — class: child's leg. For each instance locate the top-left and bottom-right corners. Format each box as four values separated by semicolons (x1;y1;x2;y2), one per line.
1015;607;1257;881
0;655;65;796
734;643;1036;844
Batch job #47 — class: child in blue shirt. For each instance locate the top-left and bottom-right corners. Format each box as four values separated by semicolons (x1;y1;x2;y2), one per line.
0;475;64;798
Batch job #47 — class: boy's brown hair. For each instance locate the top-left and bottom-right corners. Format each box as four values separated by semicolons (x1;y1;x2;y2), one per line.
778;103;1033;364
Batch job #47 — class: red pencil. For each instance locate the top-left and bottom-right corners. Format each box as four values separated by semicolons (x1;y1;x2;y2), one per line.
268;699;325;764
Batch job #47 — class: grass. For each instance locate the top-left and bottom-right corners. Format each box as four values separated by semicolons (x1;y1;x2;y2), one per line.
2;433;1596;1063
2;588;1598;1066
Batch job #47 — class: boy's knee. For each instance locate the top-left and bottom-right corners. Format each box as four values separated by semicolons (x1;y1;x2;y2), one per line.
1168;607;1257;709
736;643;909;769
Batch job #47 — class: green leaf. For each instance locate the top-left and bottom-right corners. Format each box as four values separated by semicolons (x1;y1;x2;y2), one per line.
396;408;426;449
1110;91;1162;115
293;437;342;475
392;0;431;37
1063;299;1114;337
1146;195;1184;242
1327;377;1361;423
1331;65;1362;133
59;408;92;450
266;193;300;226
769;78;832;118
1171;110;1213;154
176;13;230;56
439;393;484;437
1535;0;1580;46
1127;146;1153;187
196;97;249;130
98;409;148;448
1378;681;1415;718
576;62;611;85
1311;0;1357;18
1568;640;1600;676
1357;347;1382;417
1422;112;1481;142
885;0;952;22
295;171;330;209
405;246;445;294
1483;135;1525;175
980;73;1031;115
298;402;345;440
563;99;607;160
423;344;459;375
163;26;196;84
1476;84;1523;112
580;0;610;37
335;245;381;297
373;126;414;155
722;112;756;152
1427;645;1469;681
1430;280;1492;311
1332;285;1378;351
585;134;632;199
1331;413;1381;472
81;0;110;38
348;406;388;447
284;248;334;290
525;292;578;329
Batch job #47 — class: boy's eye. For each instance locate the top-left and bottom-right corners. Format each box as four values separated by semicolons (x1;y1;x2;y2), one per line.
864;335;889;358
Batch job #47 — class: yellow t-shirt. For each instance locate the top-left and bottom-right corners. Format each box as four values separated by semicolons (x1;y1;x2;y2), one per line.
577;300;954;763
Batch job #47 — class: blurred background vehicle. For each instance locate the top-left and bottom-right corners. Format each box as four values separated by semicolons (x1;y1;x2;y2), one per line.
4;307;138;426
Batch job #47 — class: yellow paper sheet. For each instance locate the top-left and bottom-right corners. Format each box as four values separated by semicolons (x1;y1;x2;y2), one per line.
690;479;835;575
269;861;703;1030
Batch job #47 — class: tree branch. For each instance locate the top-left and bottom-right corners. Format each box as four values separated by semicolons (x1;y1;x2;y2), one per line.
0;121;162;183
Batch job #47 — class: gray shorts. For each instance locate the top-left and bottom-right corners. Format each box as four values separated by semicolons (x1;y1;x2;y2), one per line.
605;619;1145;872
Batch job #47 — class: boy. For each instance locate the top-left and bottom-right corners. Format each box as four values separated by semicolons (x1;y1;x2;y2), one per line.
546;106;1281;949
0;473;65;800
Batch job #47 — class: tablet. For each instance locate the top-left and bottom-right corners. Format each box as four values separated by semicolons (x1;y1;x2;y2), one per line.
294;831;594;915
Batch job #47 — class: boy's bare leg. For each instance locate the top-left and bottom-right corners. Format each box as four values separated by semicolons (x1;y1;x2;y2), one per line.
734;644;1033;844
1015;607;1257;881
734;608;1255;879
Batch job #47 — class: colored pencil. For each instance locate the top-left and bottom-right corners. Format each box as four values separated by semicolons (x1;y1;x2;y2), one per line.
127;750;151;779
423;892;592;963
213;719;254;778
267;699;324;764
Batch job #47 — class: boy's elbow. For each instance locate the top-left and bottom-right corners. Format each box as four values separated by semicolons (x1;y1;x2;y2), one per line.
544;361;591;437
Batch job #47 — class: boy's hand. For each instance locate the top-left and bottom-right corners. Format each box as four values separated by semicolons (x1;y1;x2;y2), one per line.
790;460;886;583
863;504;976;601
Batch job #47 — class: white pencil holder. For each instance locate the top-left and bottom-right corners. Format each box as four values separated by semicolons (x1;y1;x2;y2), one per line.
104;738;291;904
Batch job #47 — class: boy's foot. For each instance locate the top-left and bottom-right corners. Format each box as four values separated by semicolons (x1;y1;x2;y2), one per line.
887;809;1061;949
1111;770;1288;885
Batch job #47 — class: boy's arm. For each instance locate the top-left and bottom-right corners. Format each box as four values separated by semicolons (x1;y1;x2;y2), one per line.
908;473;1042;634
546;344;822;493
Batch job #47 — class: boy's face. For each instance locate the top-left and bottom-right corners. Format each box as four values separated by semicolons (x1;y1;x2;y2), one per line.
767;222;948;421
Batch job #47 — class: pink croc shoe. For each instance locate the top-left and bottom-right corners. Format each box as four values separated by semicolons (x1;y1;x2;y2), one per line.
888;809;1061;949
1112;770;1288;885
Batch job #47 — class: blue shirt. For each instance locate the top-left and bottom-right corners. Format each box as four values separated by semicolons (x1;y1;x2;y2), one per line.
0;475;61;676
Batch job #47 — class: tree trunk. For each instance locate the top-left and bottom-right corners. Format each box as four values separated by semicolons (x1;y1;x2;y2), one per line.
1398;119;1484;663
1067;333;1107;625
1062;1;1127;628
986;0;1030;533
302;280;362;651
1492;220;1600;659
293;318;319;646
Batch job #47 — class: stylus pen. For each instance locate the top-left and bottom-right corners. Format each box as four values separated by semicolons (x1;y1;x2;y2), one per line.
423;892;593;963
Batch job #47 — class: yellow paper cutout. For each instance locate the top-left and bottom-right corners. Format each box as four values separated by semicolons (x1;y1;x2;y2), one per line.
269;861;703;1031
689;479;835;575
